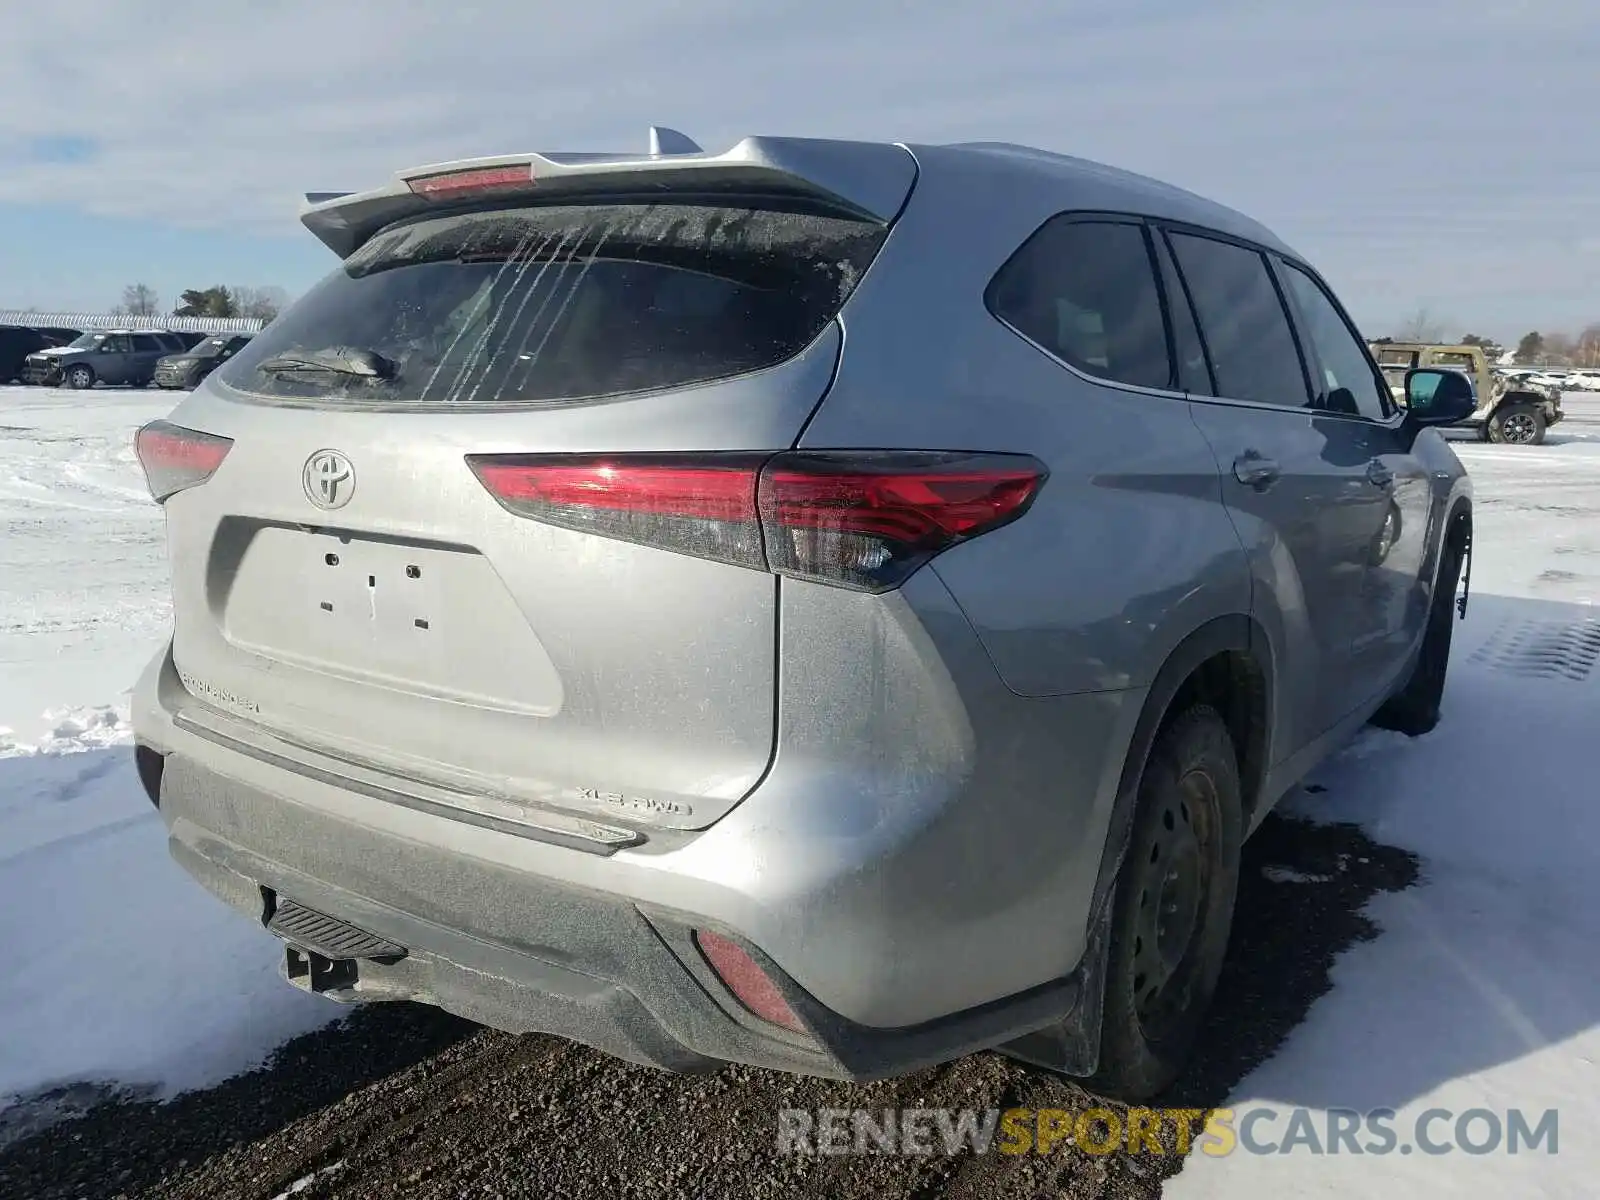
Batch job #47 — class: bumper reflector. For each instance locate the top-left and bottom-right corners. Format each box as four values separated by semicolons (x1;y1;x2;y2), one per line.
695;929;806;1033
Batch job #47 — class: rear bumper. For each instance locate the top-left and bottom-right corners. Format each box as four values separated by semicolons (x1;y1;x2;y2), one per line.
150;749;1083;1080
131;572;1141;1079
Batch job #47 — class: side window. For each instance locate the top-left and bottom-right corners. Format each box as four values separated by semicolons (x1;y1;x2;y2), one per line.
1278;262;1394;420
1150;233;1213;395
1167;232;1310;408
1375;348;1419;368
102;335;132;354
988;218;1173;391
132;334;162;353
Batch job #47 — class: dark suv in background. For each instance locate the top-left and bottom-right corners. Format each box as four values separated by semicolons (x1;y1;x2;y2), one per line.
1;327;53;382
154;334;253;389
21;330;187;388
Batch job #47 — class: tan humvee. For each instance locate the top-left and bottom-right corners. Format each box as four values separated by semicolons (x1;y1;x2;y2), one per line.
1368;341;1564;445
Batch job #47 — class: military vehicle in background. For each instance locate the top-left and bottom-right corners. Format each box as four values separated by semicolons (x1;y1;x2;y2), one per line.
1370;341;1564;445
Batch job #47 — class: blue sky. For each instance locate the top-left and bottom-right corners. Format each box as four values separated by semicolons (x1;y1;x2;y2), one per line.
0;0;1595;340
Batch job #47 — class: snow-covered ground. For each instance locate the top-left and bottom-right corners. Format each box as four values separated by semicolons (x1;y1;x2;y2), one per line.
0;388;333;1118
0;385;1597;1196
0;390;171;751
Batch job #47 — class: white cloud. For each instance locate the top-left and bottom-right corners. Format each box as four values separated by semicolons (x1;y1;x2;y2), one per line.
0;0;1595;332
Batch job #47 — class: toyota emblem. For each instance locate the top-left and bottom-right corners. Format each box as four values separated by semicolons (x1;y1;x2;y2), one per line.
303;450;354;510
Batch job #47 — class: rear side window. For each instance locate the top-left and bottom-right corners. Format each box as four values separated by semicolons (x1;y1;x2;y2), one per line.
1167;232;1310;408
218;202;888;406
987;218;1171;391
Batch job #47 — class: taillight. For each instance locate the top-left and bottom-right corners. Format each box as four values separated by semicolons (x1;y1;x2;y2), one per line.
694;930;807;1034
467;455;767;570
466;450;1047;593
760;452;1047;591
134;420;233;502
406;164;536;199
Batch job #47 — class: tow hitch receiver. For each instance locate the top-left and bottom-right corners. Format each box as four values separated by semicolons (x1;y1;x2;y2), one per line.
284;945;359;994
263;891;407;995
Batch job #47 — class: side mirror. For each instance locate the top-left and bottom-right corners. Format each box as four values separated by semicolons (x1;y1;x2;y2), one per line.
1403;368;1476;426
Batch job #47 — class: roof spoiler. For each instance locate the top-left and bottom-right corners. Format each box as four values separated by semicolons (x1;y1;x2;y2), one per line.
299;131;917;258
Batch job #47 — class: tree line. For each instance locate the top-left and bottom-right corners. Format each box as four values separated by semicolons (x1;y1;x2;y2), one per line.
1383;306;1600;366
115;283;289;324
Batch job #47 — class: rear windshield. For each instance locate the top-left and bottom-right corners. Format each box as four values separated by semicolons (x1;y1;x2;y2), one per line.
217;202;888;406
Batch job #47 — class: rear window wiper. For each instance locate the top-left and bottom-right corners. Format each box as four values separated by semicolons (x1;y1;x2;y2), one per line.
258;347;397;380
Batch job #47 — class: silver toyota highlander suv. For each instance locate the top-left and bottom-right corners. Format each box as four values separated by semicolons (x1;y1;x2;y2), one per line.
130;131;1474;1101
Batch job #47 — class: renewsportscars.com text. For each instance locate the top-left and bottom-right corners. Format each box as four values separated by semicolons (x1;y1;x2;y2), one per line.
777;1106;1559;1158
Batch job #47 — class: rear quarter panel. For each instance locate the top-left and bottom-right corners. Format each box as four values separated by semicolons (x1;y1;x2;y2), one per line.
801;145;1253;698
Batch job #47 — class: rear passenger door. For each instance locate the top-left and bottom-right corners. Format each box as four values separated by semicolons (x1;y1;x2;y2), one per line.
1160;226;1377;745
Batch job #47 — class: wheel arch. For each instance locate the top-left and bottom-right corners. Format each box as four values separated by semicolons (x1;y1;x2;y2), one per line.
1440;495;1472;591
1012;614;1275;1079
1091;614;1273;923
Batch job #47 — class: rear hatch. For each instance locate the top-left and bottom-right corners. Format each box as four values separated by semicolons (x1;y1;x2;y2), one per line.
146;152;912;833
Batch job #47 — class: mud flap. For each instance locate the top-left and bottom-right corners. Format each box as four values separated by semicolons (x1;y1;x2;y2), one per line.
996;906;1107;1076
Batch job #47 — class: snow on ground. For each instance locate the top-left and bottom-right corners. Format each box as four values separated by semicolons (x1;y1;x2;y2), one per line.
0;389;174;749
1170;405;1600;1197
1;386;1598;1197
0;387;332;1115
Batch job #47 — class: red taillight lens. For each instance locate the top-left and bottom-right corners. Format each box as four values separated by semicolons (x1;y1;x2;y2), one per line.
467;454;767;570
759;452;1047;591
694;930;807;1034
467;450;1046;592
406;164;536;199
134;420;233;502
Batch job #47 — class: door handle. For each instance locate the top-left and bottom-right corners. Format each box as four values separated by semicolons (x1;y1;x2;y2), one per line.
1366;460;1395;488
1233;453;1281;489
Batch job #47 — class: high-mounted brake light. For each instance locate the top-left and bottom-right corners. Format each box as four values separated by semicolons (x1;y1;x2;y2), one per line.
134;420;234;502
466;451;1047;592
406;164;536;199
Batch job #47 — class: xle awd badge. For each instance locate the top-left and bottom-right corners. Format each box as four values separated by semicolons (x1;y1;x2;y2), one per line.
303;449;354;510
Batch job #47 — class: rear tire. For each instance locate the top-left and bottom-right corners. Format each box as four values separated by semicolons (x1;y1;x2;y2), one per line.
65;364;95;390
1488;402;1545;445
1089;704;1242;1102
1371;526;1465;736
